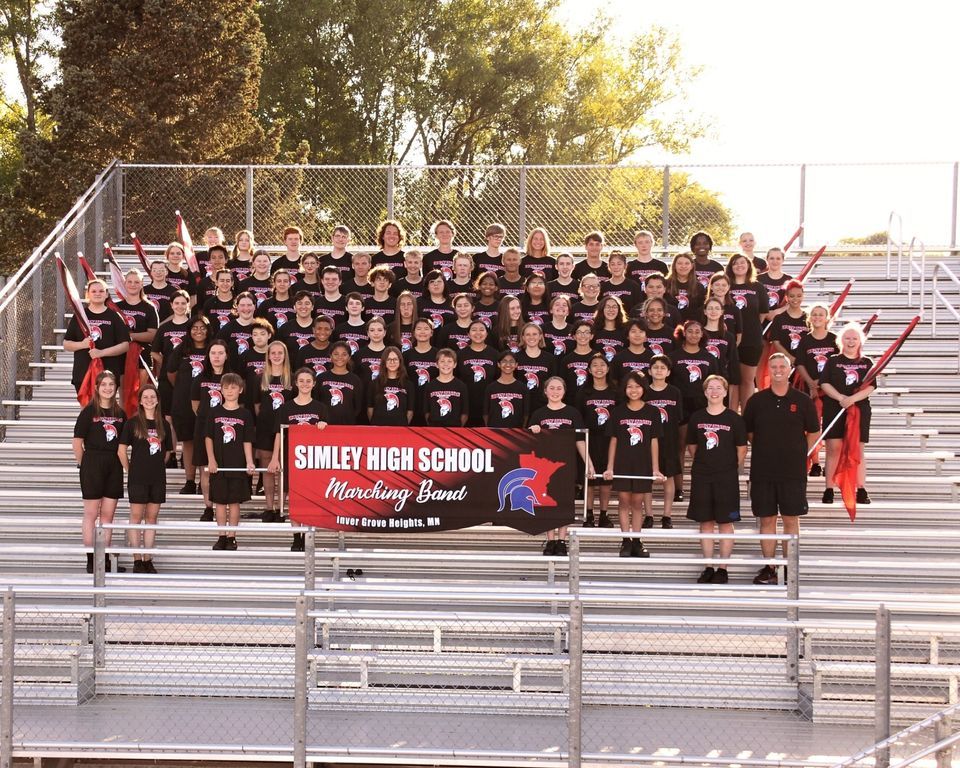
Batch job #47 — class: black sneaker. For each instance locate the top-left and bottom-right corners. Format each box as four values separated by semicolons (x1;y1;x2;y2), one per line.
132;560;146;574
261;509;278;523
753;565;777;585
809;463;823;477
597;512;615;528
290;533;305;552
674;488;684;502
555;540;568;557
631;540;650;558
582;513;596;527
661;517;673;529
144;560;158;574
711;568;729;584
543;540;557;556
641;515;654;529
856;487;872;505
212;536;228;550
180;480;197;495
200;507;214;522
86;552;94;574
821;488;834;504
619;538;632;558
166;454;179;469
225;537;238;551
697;566;715;583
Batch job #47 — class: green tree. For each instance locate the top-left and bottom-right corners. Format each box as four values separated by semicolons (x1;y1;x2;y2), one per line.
0;0;52;136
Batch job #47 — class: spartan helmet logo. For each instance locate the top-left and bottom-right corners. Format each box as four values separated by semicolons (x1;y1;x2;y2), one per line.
347;340;359;355
789;332;801;350
628;426;643;446
815;354;828;372
222;424;236;443
553;339;567;356
677;295;688;309
170;335;183;348
329;387;343;406
500;399;514;419
602;345;615;362
472;365;486;383
312;362;326;375
657;406;668;423
90;326;102;342
147;436;161;455
190;360;203;377
525;371;539;391
103;423;118;442
441;267;453;280
209;387;222;407
416;367;429;386
270;391;284;410
596;406;610;426
275;312;287;328
124;313;136;329
735;295;747;310
575;368;587;386
401;337;412;352
705;430;719;450
687;364;702;383
237;338;249;355
698;275;710;287
219;315;229;328
706;343;720;358
385;392;399;411
769;294;779;308
369;362;380;379
430;313;443;328
438;397;452;417
845;370;858;386
650;343;663;355
297;336;309;347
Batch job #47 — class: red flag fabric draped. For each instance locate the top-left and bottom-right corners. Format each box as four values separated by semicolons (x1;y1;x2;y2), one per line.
56;256;103;407
122;341;142;416
756;341;774;390
176;211;200;273
131;234;151;273
782;224;804;254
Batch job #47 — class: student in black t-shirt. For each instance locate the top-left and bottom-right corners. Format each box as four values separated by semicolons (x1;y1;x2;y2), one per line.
690;231;725;291
423;219;459;279
63;279;131;394
542;295;574;359
514;322;556;412
484;351;528;428
600;251;643;314
577;353;618;529
404;318;438;426
272;227;304;275
206;373;256;550
118;384;172;574
726;253;770;409
253;341;293;521
664;252;704;322
237;251;274;306
548;253;580;304
256;269;297;333
368;347;415;426
627;230;669;286
643;354;683;526
196;245;230;304
144;261;178;322
73;371;127;574
497;248;525;298
739;231;768;273
191;339;232;522
685;375;747;585
371;219;406;273
364;266;398;325
316;342;364;424
521;227;557;281
474;222;506;276
422;348;469;427
472;272;501;333
268;368;330;551
419;270;455;330
391;290;418;352
115;268;160;391
529;377;594;556
603;372;665;558
456;321;498;426
228;229;255;284
572;231;610;282
495;295;523;354
320;224;355;281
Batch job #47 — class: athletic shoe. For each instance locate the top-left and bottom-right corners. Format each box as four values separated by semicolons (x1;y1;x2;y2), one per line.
856;487;872;505
543;540;557;556
697;566;715;584
673;488;684;502
582;513;596;527
180;480;197;495
711;568;729;584
132;560;146;574
225;537;238;551
753;565;778;585
641;515;654;529
86;552;94;574
619;538;632;558
212;536;228;550
661;517;674;529
631;540;650;558
166;454;178;469
261;509;278;523
597;512;615;528
821;488;834;504
809;463;823;477
200;507;214;522
143;560;158;575
555;540;568;557
290;533;305;552
255;478;264;496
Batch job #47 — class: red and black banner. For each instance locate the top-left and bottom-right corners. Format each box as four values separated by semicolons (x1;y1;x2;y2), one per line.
287;426;578;534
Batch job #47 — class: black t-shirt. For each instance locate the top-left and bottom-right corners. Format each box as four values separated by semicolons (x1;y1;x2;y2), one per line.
166;267;195;297
169;346;208;418
120;417;172;485
457;346;498;420
436;321;472;351
404;347;439;391
391;276;425;303
572;260;610;282
570;301;600;326
576;387;619;432
528;404;586;434
332;322;369;356
547;279;581;305
363;295;396;326
74;404;126;452
418;298;456;330
474;251;504;276
256;297;297;332
190;371;226;428
759;272;792;311
600;279;643;314
151;317;190;365
670;279;704;321
422;377;469;426
216;318;255;366
115;299;159;338
276;398;329;432
314;296;348;327
237;275;273;307
227;257;254;285
484;379;528;428
743;386;820;481
340;279;373;299
643;384;684;431
796;332;838;382
730;282;770;348
277;320;316;360
237;348;267;381
685;407;747;476
371;250;406;273
627;258;669;285
693;259;725;290
668;347;719;406
520;255;557;282
702;329;740;383
514;350;556;411
294;343;333;379
542;323;573;358
558;350;595;395
144;283;178;322
315;370;364;425
769;312;808;355
254;375;293;447
605;403;663;476
819;354;873;399
296;278;325;304
202;296;236;331
611;348;654;382
522;300;550;328
497;275;525;299
354;344;387;384
271;255;302;275
593;327;626;363
318;253;354;282
423;248;459;280
368;379;415;425
65;307;131;386
642;327;674;358
206;405;255;467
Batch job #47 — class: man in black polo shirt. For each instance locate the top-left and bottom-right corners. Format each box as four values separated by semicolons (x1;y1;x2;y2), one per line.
743;352;820;585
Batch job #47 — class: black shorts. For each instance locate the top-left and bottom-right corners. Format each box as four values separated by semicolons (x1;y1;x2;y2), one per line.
128;482;166;505
210;472;252;505
192;421;208;465
750;478;808;518
821;400;871;443
588;433;610;483
613;477;652;493
686;471;740;524
738;344;762;367
79;452;124;500
657;428;682;477
172;409;196;442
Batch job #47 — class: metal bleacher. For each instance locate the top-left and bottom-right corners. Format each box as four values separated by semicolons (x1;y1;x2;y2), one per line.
1;246;959;765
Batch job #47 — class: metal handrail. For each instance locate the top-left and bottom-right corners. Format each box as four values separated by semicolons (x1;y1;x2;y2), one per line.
886;210;903;279
931;261;960;373
905;235;927;314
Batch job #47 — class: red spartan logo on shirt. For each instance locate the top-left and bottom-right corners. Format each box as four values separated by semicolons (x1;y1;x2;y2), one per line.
209;387;222;407
329;387;343;406
845;370;859;386
402;338;411;352
430;314;443;328
769;294;779;308
124;313;136;329
219;316;229;328
472;365;486;382
525;372;539;391
677;295;688;309
275;312;287;328
602;345;616;362
438;397;452;417
385;392;399;411
90;326;102;342
190;360;203;377
575;369;587;386
347;340;359;355
147;436;161;455
628;426;644;446
237;339;249;355
815;354;828;372
103;423;118;442
499;399;514;418
416;368;430;386
735;296;747;310
789;332;801;349
657;406;668;423
441;267;453;280
222;424;236;443
687;365;702;382
706;344;720;358
553;340;566;355
705;430;719;450
312;363;326;375
596;406;610;426
171;336;182;348
650;343;663;355
270;391;284;410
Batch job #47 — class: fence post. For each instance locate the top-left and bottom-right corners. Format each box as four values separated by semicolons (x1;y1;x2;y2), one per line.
93;526;106;667
1;589;14;768
951;161;958;253
568;597;582;768
94;193;104;271
32;267;42;365
798;164;807;249
0;277;9;413
786;535;800;685
568;532;580;597
661;166;670;249
935;714;953;768
114;165;124;244
386;166;395;220
245;166;255;234
56;238;66;326
875;604;892;768
518;166;528;245
293;594;308;768
4;287;17;420
304;529;316;645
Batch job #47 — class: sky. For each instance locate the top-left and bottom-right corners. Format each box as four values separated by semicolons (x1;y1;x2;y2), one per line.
559;0;960;246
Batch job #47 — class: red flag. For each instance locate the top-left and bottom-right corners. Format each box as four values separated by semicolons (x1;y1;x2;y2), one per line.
828;279;855;320
756;341;774;390
56;256;103;407
795;245;826;283
108;259;128;303
122;341;142;417
862;311;880;336
832;315;921;521
782;224;804;254
131;233;152;273
176;210;200;273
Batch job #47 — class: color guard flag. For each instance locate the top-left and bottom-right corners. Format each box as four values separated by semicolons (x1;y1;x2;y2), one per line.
175;211;200;273
782;223;804;254
131;233;151;273
57;255;102;407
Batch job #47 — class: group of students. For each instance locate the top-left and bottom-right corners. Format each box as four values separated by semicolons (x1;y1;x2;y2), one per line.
68;220;876;578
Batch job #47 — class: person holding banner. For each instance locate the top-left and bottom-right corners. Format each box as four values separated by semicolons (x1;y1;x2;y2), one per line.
819;322;875;505
73;370;126;573
269;368;329;551
685;375;747;584
118;384;172;574
369;347;414;426
206;373;256;550
423;349;469;427
603;371;664;557
529;376;594;556
64;279;131;395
